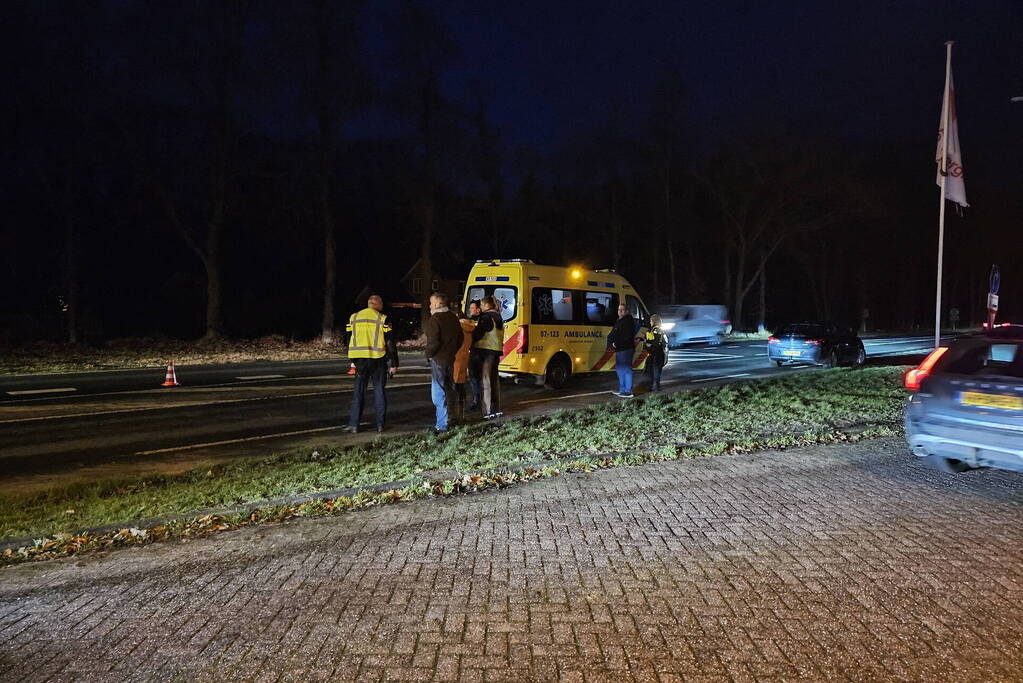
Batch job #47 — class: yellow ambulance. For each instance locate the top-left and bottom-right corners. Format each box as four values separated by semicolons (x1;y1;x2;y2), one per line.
462;259;651;388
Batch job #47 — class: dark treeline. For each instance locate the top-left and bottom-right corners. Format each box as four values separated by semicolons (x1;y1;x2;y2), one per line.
4;0;1021;344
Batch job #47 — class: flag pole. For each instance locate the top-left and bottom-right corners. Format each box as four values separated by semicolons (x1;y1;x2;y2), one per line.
935;40;953;351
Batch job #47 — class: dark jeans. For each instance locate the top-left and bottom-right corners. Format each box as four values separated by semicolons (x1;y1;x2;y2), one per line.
647;357;663;391
429;359;455;430
477;349;501;415
349;358;388;429
467;351;483;407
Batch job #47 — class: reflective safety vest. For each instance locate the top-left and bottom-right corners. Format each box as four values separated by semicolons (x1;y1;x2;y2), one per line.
347;308;390;359
473;311;504;352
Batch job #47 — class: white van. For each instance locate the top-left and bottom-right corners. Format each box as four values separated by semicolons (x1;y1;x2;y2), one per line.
654;305;729;348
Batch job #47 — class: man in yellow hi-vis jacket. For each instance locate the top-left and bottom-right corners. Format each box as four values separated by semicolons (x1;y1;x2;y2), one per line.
344;295;399;433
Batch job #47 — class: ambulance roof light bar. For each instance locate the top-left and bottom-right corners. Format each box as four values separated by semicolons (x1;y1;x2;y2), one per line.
474;259;534;264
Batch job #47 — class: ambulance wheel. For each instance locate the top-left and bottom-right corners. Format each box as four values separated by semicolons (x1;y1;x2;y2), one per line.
544;354;572;390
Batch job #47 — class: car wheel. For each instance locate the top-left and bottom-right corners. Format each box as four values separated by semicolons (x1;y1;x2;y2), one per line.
544;355;571;390
921;454;972;473
853;346;866;368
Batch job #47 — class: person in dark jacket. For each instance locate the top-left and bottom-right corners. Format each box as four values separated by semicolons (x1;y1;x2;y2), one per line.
644;314;668;392
471;296;505;418
423;292;464;433
609;303;641;398
465;299;483;408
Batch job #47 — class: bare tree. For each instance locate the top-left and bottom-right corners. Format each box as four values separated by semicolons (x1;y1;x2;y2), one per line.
391;0;459;323
646;71;689;303
705;142;833;329
305;0;370;343
122;1;252;340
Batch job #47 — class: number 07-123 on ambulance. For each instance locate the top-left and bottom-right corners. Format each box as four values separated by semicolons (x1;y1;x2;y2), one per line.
462;259;651;389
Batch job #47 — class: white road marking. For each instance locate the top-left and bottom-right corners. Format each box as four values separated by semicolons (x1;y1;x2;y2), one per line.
863;337;940;346
1;373;353;404
6;387;77;396
519;390;613;405
234;374;287;380
692;373;751;383
133;426;344;456
0;381;433;425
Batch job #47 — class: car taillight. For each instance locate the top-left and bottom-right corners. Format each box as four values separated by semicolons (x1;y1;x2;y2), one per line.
904;346;949;391
806;339;821;346
721;320;730;325
518;324;528;354
768;336;779;344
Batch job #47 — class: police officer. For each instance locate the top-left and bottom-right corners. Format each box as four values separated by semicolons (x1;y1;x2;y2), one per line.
344;295;398;433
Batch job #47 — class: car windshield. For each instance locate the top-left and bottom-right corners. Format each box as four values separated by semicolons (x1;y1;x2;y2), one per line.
777;324;827;337
944;341;1023;379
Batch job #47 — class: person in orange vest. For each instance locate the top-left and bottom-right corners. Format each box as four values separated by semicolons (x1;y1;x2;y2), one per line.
343;295;398;433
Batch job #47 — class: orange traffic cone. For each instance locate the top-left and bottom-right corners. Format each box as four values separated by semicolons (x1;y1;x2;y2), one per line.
162;361;179;387
347;363;356;375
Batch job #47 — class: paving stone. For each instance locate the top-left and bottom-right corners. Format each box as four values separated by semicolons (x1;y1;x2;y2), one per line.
2;437;1023;681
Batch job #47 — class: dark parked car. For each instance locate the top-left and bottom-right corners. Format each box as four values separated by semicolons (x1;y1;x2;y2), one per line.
768;322;866;368
905;324;1023;474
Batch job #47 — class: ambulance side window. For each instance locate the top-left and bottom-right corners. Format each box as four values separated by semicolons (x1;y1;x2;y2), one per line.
493;287;517;323
532;288;576;324
585;292;618;325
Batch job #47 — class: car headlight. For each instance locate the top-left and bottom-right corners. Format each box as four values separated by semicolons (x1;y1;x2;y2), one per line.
660;322;676;331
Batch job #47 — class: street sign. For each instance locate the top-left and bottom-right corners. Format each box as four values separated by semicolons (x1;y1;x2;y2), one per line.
988;293;999;311
990;264;1000;294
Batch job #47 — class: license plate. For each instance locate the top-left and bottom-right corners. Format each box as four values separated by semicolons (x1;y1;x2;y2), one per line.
959;391;1023;410
782;350;802;357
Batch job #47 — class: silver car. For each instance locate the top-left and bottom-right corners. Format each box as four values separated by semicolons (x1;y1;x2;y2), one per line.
654;305;729;348
904;325;1023;473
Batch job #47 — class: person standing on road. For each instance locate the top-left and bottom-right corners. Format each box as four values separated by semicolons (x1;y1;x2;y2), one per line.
644;314;668;392
343;295;398;433
453;308;476;422
424;292;464;433
609;303;641;398
471;295;505;419
465;299;483;410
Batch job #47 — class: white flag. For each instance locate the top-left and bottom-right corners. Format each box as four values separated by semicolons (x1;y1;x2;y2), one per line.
936;73;968;208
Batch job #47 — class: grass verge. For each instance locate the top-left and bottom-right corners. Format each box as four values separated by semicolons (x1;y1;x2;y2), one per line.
0;367;909;566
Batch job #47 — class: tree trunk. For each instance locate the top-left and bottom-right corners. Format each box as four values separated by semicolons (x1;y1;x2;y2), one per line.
204;221;226;340
722;250;731;314
609;184;620;271
420;199;434;325
63;151;78;344
316;5;337;344
666;235;677;303
757;260;767;334
651;224;660;304
321;195;336;343
733;251;746;332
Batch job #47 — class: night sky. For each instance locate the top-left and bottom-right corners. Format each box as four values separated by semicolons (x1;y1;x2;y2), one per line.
3;0;1022;342
358;1;1023;174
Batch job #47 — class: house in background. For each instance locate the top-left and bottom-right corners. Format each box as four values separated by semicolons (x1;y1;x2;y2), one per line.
399;257;467;306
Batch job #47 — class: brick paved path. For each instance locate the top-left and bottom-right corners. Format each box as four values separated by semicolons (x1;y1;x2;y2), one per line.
2;436;1023;682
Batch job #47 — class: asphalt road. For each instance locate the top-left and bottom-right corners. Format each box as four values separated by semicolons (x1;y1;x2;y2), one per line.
0;335;945;485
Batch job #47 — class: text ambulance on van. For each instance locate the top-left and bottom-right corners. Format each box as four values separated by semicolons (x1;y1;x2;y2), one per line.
463;259;651;389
